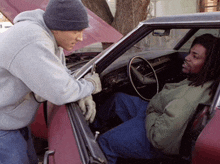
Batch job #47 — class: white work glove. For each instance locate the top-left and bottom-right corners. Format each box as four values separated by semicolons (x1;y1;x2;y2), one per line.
78;95;96;123
84;72;102;94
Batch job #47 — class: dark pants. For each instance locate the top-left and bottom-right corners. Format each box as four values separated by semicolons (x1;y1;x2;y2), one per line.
93;92;163;164
0;126;38;164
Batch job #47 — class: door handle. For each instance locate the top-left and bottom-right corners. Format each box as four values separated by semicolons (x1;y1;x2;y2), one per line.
43;150;55;164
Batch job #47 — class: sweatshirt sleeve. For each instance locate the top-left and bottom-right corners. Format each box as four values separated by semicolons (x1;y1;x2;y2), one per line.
146;98;194;154
8;40;95;105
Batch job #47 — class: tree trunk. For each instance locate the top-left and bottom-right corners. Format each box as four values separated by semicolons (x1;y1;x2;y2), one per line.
81;0;113;25
112;0;150;36
82;0;150;49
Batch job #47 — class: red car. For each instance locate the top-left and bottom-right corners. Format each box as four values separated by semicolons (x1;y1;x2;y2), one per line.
1;1;220;164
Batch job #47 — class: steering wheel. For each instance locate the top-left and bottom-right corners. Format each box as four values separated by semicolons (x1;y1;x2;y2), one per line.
127;56;159;101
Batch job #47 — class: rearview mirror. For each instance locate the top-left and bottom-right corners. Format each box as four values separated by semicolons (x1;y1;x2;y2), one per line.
152;29;170;36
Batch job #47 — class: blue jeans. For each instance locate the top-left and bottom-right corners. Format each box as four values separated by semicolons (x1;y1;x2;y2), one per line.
0;127;38;164
93;93;163;164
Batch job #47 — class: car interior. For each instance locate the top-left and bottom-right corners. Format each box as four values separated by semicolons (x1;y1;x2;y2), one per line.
64;28;219;164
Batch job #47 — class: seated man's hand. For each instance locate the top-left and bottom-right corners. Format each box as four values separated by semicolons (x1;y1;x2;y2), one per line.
78;95;96;123
84;72;102;94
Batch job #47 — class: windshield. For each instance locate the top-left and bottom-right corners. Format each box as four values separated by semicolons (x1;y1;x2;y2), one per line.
121;28;220;57
125;29;190;54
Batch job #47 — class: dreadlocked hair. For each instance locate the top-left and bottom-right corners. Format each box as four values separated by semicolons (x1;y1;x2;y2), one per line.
188;34;220;99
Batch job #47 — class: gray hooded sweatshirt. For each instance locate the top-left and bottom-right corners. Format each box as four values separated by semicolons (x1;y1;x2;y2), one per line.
0;9;94;130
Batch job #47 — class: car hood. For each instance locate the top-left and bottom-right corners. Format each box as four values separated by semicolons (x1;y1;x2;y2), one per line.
0;0;123;53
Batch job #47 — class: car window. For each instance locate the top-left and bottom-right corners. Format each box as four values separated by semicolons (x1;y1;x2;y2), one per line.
180;29;220;51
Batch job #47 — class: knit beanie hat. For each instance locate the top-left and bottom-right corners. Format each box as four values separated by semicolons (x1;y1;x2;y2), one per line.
43;0;89;31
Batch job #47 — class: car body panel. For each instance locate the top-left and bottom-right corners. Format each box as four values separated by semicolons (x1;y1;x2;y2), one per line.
192;108;220;164
47;105;82;164
192;84;220;164
30;104;48;139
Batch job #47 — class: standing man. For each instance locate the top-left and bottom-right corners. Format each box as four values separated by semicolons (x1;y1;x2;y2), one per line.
0;0;101;163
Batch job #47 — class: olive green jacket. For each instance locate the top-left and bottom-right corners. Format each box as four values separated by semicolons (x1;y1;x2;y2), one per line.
146;79;213;155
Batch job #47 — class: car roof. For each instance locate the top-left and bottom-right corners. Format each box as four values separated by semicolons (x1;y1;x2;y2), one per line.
142;12;220;28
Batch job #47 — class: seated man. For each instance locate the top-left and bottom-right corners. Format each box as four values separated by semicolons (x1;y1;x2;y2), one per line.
92;34;220;164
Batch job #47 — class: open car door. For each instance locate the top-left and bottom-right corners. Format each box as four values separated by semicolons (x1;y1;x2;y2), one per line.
46;104;107;164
